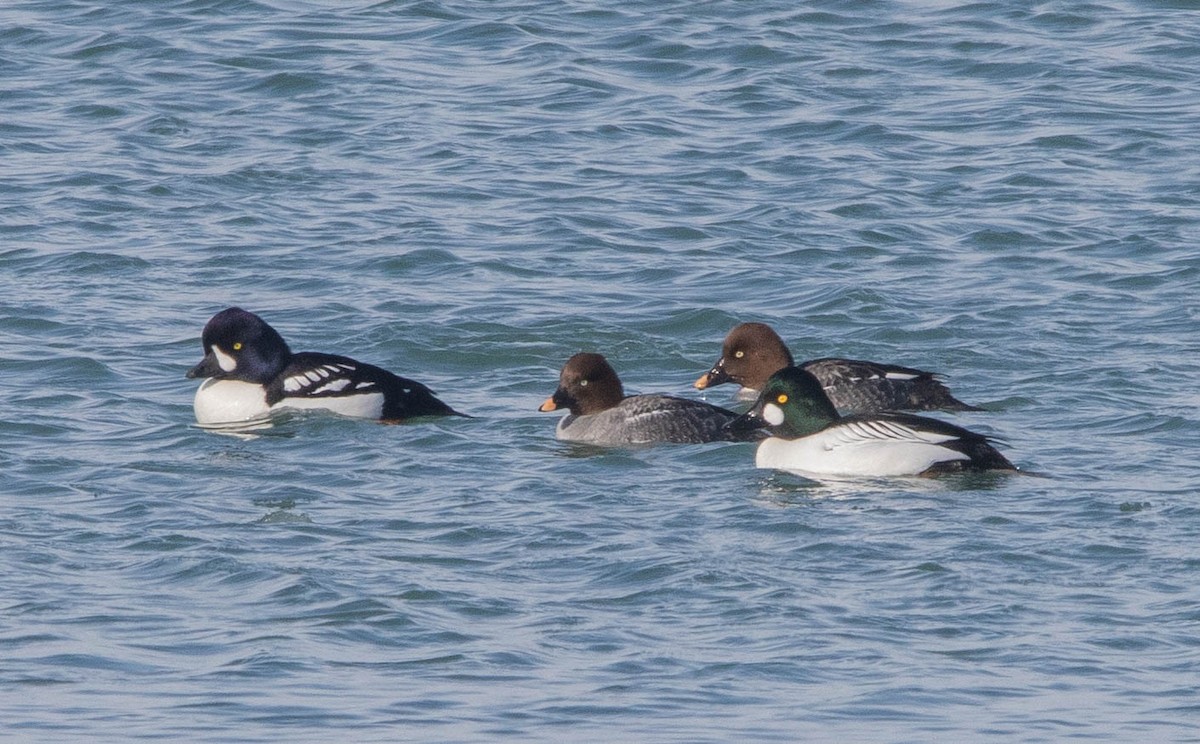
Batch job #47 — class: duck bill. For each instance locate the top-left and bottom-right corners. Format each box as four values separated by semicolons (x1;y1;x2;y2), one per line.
539;387;576;413
186;352;221;379
694;362;729;390
724;404;765;436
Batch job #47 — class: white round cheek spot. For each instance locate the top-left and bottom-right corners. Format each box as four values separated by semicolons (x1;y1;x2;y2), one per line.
213;345;238;372
763;403;784;426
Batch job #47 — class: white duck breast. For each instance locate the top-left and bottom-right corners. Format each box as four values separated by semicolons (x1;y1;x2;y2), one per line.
755;418;970;477
193;378;270;425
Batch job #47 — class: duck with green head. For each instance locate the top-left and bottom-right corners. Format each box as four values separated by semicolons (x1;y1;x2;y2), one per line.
727;366;1015;477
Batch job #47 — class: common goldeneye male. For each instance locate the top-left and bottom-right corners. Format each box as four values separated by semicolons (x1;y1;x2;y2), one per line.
539;352;761;445
186;307;461;425
727;366;1015;477
695;322;979;413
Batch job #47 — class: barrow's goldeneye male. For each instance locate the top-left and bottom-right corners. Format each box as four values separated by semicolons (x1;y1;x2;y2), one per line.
186;307;461;425
539;352;760;445
695;322;980;413
727;366;1015;477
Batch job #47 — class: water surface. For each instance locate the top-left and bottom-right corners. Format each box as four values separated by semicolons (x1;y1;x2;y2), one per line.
3;1;1200;741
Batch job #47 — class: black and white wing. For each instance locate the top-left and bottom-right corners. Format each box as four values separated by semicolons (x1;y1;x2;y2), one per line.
802;357;979;414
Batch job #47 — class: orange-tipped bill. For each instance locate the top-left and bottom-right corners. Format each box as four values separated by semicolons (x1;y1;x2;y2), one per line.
695;364;728;390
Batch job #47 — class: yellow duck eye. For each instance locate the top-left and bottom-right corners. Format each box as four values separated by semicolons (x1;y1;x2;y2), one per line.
734;350;744;358
232;342;243;351
776;393;788;404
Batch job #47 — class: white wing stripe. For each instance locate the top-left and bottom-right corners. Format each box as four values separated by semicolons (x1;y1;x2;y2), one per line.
313;378;352;395
280;363;386;398
830;419;957;446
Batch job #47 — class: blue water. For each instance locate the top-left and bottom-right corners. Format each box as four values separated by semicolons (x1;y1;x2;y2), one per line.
4;0;1200;740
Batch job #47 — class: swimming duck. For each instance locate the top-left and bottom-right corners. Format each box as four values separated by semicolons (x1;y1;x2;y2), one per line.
728;366;1015;477
540;352;759;445
186;307;462;425
695;322;980;413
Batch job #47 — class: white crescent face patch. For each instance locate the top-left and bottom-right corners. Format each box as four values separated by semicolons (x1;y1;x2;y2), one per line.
763;402;785;426
213;345;237;372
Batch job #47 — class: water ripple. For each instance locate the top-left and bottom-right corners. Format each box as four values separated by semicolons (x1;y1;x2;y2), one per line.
2;0;1200;740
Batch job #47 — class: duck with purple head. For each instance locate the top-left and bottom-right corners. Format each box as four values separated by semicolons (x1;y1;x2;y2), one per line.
186;307;462;426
